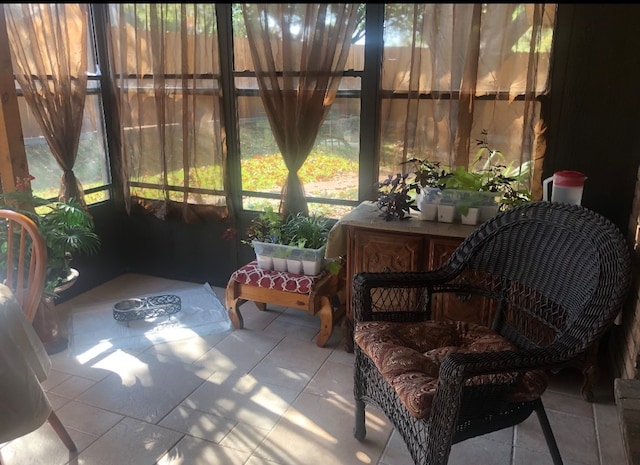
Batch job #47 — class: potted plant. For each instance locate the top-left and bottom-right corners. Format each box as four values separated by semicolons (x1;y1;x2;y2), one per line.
280;213;332;275
243;206;285;270
403;158;450;221
243;209;333;275
376;172;416;221
0;175;101;296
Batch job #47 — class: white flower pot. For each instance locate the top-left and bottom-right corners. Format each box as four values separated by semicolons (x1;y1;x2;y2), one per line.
437;204;456;223
461;207;480;225
286;259;303;274
302;259;323;276
256;254;273;270
419;202;438;221
272;257;288;272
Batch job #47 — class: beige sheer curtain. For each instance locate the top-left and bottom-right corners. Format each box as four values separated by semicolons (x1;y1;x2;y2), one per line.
105;4;227;222
4;4;88;205
381;4;556;199
241;4;359;217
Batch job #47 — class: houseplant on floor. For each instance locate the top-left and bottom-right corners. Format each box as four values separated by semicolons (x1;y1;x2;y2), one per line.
0;175;101;353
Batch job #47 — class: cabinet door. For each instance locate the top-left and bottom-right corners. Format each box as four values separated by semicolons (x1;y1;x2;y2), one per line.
350;228;425;275
428;236;494;326
346;227;425;316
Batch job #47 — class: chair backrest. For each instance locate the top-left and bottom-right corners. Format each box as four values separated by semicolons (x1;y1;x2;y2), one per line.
0;209;47;322
446;201;632;356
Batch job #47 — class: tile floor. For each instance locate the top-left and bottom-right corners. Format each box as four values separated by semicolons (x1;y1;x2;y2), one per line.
0;273;627;465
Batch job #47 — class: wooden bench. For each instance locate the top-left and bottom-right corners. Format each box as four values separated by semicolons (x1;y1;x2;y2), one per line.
225;261;345;347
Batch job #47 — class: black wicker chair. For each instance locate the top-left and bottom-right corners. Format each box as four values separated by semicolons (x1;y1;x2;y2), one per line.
352;201;631;465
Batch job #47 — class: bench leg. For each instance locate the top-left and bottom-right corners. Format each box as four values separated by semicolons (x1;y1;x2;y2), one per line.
316;296;333;347
226;297;244;329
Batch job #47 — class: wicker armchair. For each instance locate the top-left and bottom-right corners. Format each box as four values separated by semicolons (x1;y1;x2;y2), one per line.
352;201;632;465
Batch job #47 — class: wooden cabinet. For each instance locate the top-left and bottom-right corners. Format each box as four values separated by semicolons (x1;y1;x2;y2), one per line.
428;236;494;326
347;227;426;277
329;202;486;352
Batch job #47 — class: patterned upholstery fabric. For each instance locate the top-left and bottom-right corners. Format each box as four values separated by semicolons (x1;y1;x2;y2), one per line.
230;260;326;294
354;320;548;420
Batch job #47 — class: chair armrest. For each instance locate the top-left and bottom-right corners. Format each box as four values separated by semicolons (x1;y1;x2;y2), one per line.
352;267;463;323
439;341;574;382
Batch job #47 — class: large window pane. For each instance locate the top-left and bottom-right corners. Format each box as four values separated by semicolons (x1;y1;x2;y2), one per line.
17;92;111;204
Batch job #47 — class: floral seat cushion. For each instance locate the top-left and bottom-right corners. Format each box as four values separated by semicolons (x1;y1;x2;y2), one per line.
354;320;548;420
229;260;326;294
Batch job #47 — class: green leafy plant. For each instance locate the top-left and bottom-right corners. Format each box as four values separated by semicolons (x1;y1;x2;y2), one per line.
403;158;450;191
242;206;285;246
376;172;416;221
0;175;101;295
280;212;332;250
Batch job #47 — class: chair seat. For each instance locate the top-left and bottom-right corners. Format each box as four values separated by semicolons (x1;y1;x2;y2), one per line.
354;320;548;420
229;260;327;294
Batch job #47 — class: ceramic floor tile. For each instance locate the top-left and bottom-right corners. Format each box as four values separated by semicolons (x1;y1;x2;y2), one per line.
327;344;355;366
8;276;622;465
185;371;300;430
262;316;322;344
304;359;354;400
261;335;332;371
516;409;599;465
49;350;115;382
194;330;282;373
249;360;314;391
57;399;124;437
542;388;594;419
40;368;73;390
159;404;237;443
513;445;585;465
75;350;211;423
158;435;251;465
378;429;413;465
252;391;393;465
77;417;183;465
48;373;97;400
244;456;288;465
218;422;272;454
232;301;284;331
142;330;230;364
0;419;96;465
594;401;627;465
448;435;513;465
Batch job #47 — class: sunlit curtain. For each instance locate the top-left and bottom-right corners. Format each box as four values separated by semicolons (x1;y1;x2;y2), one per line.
241;4;359;217
380;4;556;199
4;4;88;205
104;4;227;222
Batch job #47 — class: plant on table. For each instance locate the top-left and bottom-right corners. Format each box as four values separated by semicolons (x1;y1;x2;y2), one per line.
376;172;416;221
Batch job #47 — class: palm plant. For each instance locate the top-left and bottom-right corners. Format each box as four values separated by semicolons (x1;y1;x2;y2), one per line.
0;176;101;294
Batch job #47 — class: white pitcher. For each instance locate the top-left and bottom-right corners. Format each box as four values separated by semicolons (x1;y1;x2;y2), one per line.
542;170;587;205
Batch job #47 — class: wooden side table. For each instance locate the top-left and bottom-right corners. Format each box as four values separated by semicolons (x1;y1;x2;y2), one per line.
225;261;345;347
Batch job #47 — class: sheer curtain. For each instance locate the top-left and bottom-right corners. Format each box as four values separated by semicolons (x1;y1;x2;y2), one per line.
105;4;227;222
241;4;359;217
4;4;89;205
380;4;556;199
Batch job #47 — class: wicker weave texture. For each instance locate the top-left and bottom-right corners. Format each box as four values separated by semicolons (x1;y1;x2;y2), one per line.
352;201;632;465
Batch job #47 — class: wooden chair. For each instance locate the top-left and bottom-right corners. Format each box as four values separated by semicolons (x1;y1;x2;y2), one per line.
351;201;632;465
0;209;76;463
0;209;47;321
